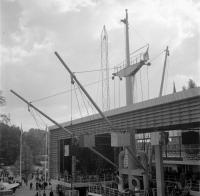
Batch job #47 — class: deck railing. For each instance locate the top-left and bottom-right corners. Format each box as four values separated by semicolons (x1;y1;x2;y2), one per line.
136;142;200;161
60;174;115;184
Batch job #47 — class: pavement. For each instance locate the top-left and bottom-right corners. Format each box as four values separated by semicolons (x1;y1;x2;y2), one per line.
14;180;58;196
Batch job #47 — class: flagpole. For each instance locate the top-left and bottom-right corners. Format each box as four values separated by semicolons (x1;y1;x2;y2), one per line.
20;124;22;182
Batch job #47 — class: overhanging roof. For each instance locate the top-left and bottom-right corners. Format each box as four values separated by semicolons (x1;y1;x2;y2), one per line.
49;87;200;136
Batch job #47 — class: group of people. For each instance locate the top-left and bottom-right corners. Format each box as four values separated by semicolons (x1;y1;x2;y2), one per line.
33;179;54;196
22;173;54;196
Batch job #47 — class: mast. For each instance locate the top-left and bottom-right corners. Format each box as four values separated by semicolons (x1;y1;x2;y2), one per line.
10;90;116;170
101;25;110;111
54;51;113;129
20;127;22;182
121;9;133;105
154;46;169;196
159;46;169;96
121;9;138;191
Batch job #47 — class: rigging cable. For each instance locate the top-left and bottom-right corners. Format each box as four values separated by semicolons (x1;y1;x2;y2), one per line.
30;50;165;104
146;65;150;99
118;76;121;107
74;83;82;118
77;85;89;116
165;56;170;95
113;67;116;108
149;50;165;63
35;110;47;128
139;69;143;101
29;107;42;129
96;68;101;111
31;78;111;103
70;80;73;123
135;74;138;102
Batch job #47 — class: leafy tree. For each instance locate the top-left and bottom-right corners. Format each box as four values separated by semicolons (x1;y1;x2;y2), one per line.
0;91;10;124
23;128;46;164
0;123;21;165
0;91;5;105
182;79;197;91
13;142;33;179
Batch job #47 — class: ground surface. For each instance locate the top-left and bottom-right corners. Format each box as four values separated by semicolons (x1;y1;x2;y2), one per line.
15;179;58;196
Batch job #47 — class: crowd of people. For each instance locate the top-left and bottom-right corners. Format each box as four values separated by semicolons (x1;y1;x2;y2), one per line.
16;172;54;196
28;173;54;196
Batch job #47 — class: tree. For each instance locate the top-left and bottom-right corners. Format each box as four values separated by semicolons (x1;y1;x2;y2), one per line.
23;129;46;165
0;123;21;165
0;91;5;105
0;91;10;124
13;142;33;179
182;79;197;91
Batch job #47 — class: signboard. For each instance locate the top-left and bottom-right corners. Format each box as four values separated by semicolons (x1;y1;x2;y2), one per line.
79;135;95;147
64;145;69;156
111;132;130;147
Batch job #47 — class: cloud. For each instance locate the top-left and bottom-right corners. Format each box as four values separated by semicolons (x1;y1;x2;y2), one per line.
1;0;199;129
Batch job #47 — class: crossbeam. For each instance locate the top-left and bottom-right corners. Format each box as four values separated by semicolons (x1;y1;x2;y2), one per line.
10;90;116;168
55;51;113;130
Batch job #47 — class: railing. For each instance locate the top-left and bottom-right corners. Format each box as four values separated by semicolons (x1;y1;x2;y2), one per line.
60;174;115;184
136;142;200;161
88;185;157;196
89;185;129;196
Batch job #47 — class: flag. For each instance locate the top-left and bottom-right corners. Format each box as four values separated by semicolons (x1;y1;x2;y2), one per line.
173;81;176;93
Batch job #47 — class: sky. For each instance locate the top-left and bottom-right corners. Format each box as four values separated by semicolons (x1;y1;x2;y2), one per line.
0;0;200;131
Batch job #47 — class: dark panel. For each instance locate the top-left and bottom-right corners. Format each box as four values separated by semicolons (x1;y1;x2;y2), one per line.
95;133;111;146
182;131;200;145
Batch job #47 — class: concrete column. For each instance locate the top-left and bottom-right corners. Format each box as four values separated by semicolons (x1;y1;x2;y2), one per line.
72;155;76;182
128;130;137;190
155;144;165;196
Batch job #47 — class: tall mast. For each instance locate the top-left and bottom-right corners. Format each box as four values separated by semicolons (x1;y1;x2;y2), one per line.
121;9;133;105
101;25;110;111
121;9;137;191
159;46;169;96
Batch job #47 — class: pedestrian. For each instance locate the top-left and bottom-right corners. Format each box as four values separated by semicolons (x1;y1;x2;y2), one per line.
43;190;46;196
35;191;39;196
49;189;54;196
36;182;38;190
30;182;33;190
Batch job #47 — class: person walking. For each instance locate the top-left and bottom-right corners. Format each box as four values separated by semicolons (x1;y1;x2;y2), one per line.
43;190;46;196
49;189;54;196
30;182;33;190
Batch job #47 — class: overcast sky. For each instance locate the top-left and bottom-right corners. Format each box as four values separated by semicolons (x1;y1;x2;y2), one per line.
0;0;199;131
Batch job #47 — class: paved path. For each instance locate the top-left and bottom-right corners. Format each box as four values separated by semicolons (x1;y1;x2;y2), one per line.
15;181;57;196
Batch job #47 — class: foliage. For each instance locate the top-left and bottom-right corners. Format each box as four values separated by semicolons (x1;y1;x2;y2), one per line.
0;123;21;165
0;123;46;172
182;79;197;91
0;91;5;106
13;142;34;178
0;92;10;124
23;128;46;164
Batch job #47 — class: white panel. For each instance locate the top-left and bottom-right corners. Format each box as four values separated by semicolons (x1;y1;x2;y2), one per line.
111;133;130;147
79;135;95;147
64;145;69;156
150;132;161;145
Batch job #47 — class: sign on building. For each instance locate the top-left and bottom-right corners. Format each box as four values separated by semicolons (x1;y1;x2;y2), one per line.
111;132;130;147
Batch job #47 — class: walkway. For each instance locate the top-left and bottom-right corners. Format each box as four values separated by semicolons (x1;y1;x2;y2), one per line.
15;180;58;196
